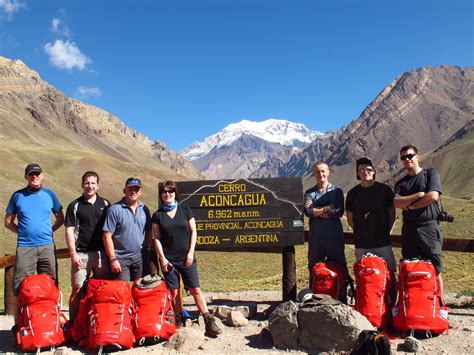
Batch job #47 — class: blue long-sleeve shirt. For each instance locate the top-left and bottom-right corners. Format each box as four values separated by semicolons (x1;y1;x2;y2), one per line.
304;183;344;239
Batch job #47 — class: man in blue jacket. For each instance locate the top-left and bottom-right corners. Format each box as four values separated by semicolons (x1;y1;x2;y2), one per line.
304;161;346;287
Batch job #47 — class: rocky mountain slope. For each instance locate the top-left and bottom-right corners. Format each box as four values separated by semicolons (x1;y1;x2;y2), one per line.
181;66;473;190
281;65;474;191
0;56;199;212
182;119;322;178
386;120;474;199
191;134;295;179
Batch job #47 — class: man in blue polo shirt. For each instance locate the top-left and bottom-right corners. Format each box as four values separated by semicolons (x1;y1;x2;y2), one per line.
103;177;151;281
4;163;64;324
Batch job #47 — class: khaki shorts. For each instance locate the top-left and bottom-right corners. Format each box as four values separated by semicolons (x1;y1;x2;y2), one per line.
13;244;57;296
71;251;111;288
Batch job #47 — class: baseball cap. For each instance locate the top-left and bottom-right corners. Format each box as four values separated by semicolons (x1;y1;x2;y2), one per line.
125;177;142;187
25;163;42;176
355;157;375;180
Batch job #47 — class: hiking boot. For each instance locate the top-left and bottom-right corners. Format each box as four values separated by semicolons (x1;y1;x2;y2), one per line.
176;313;184;328
204;315;222;337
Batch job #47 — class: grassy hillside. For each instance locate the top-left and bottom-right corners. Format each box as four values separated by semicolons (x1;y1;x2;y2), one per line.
0;146;186;255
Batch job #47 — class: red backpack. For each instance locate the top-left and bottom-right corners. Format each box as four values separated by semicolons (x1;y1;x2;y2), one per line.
87;280;135;351
353;254;392;328
132;275;176;345
392;259;448;335
16;274;68;351
311;261;348;303
69;278;101;343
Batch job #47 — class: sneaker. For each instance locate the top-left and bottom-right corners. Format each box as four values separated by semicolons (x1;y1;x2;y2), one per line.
204;315;222;337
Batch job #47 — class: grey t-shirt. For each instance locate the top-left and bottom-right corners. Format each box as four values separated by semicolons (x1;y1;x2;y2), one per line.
394;168;442;222
103;199;151;258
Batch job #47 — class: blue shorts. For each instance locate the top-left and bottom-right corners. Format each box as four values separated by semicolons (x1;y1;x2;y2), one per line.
308;237;346;269
163;260;200;290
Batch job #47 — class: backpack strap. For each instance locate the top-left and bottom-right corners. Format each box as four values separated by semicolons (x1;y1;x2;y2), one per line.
73;201;80;243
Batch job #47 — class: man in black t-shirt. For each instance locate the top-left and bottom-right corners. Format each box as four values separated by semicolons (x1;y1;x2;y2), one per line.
393;145;444;300
346;158;397;302
65;171;110;321
346;158;396;269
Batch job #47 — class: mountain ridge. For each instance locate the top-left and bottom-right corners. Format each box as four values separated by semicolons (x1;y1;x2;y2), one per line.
181;118;322;162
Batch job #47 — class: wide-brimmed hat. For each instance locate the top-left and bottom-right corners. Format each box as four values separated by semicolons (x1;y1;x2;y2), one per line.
135;274;163;289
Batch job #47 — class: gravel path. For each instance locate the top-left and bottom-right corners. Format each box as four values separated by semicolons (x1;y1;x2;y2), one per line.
1;291;472;354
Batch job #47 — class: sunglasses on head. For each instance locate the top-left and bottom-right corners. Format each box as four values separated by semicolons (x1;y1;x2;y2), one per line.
161;189;175;195
358;167;374;174
400;153;417;161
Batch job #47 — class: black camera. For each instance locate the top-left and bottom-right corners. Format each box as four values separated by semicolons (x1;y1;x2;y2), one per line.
437;211;454;223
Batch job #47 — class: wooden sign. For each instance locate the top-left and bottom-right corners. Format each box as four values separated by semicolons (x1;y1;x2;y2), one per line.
176;177;304;250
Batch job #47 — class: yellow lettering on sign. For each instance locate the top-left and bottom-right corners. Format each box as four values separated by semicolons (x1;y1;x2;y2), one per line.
233;210;260;218
197;235;220;245
243;220;283;229
234;234;279;244
218;183;247;192
199;193;267;207
204;222;242;230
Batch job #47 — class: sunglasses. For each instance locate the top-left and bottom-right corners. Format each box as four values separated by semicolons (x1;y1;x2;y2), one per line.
358;167;374;174
400;153;417;161
28;172;41;177
161;189;175;195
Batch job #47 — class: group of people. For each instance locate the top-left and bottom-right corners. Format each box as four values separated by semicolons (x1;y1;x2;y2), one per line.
4;143;445;337
5;167;222;338
304;144;445;302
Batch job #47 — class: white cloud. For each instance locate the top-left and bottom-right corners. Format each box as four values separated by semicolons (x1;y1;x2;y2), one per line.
0;0;26;20
50;16;71;38
43;39;90;71
51;18;60;31
75;86;102;99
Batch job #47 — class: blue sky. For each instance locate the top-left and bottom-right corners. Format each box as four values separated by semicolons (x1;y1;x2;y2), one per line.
1;0;472;152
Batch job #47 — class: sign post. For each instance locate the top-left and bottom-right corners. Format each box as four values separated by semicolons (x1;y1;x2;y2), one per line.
176;177;304;300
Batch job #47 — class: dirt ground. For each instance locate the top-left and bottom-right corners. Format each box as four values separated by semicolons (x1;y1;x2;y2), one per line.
0;291;472;354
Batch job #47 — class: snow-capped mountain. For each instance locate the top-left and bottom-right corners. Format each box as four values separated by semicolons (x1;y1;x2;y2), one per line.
181;119;322;161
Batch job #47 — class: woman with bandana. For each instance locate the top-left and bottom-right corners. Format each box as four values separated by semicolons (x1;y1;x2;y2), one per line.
151;181;222;337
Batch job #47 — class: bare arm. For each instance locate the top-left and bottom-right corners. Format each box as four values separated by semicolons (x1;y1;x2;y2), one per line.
407;191;440;210
4;213;18;234
152;223;173;272
66;226;82;267
387;205;396;232
103;231;121;273
52;210;65;232
393;192;425;208
346;210;354;230
144;229;152;249
186;218;197;267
